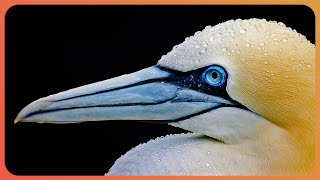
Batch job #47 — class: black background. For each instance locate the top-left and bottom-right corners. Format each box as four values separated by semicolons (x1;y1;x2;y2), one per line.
5;5;315;175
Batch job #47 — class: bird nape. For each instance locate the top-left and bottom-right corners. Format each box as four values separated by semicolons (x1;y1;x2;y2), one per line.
14;18;315;176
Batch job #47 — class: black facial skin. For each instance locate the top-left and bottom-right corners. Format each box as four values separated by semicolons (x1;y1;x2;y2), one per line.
143;65;249;123
157;65;229;98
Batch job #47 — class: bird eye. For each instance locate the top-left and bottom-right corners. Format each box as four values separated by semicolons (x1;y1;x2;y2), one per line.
201;66;227;87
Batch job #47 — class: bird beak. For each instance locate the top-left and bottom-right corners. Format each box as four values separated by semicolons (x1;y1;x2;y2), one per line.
15;66;234;124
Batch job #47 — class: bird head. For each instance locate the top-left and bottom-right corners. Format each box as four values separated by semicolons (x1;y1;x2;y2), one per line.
15;19;315;145
159;19;315;143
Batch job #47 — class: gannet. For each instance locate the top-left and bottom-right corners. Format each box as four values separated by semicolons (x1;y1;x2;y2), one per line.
14;19;315;176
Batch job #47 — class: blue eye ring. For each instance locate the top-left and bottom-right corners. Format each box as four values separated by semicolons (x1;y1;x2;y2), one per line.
201;66;227;87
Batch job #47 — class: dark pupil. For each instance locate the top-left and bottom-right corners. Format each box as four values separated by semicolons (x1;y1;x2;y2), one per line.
211;71;218;79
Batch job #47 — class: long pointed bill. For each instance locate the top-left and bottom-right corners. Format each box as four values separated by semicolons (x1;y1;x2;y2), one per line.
15;66;234;124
